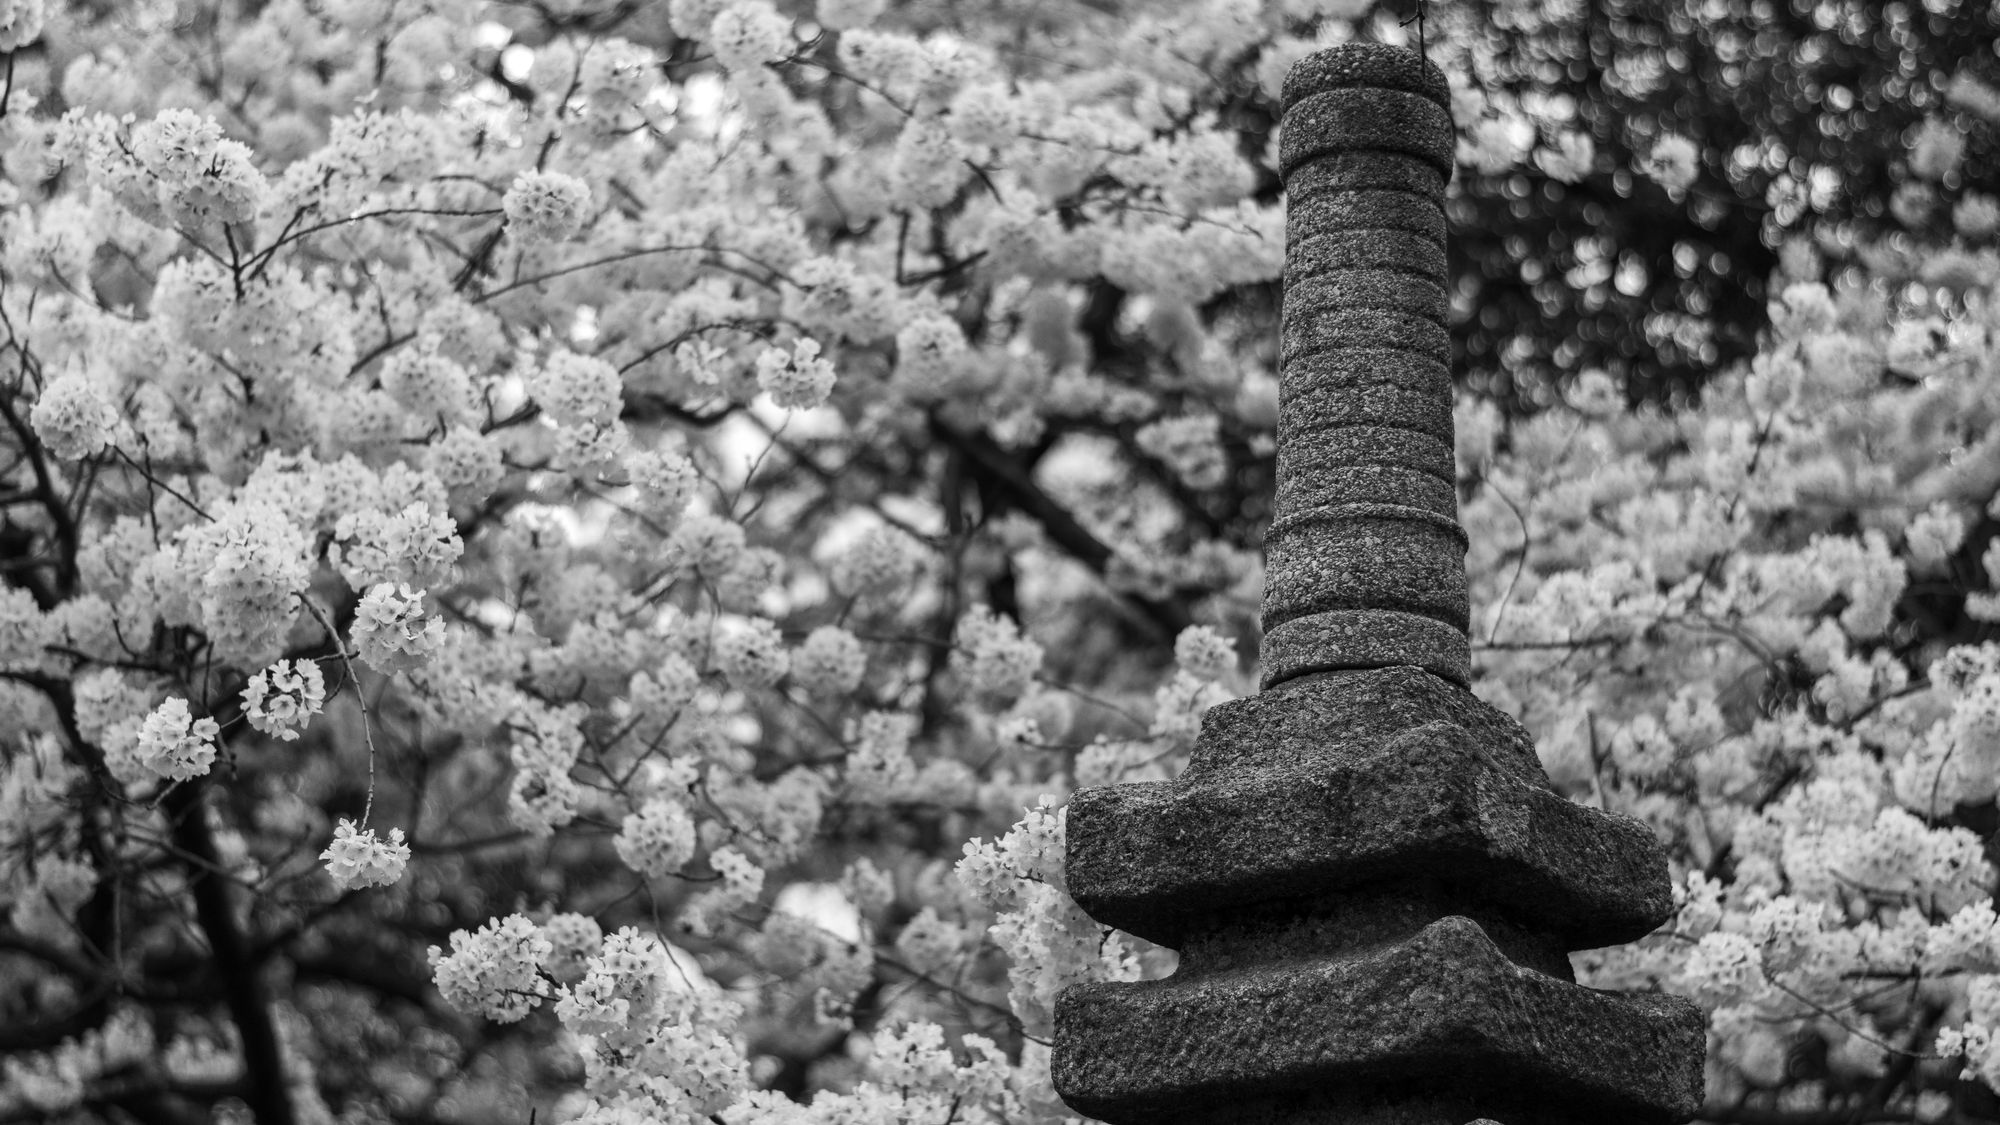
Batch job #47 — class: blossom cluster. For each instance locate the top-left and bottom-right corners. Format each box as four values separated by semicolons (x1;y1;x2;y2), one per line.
241;658;326;741
133;698;219;782
319;819;410;891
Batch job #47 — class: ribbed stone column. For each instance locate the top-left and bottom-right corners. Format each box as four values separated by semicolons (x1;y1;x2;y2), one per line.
1262;46;1468;692
1051;44;1706;1125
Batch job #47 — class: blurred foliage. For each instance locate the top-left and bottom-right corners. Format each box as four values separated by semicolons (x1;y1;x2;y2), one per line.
1432;0;2000;409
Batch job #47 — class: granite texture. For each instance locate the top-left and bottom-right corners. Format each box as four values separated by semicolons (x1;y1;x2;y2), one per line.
1286;191;1449;247
1284;270;1450;322
1260;611;1470;688
1264;41;1460;691
1279;349;1454;431
1288;228;1447;282
1054;916;1705;1125
1182;669;1547;788
1285;152;1448;208
1263;512;1470;634
1274;420;1454;490
1279;88;1456;178
1063;674;1673;951
1273;462;1458;518
1050;43;1703;1125
1282;306;1453;363
1280;46;1452;114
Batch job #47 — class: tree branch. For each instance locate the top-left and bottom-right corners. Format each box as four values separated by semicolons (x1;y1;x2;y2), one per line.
929;417;1195;640
161;780;297;1125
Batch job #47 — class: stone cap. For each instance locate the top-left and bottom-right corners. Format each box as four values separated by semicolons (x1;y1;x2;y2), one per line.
1063;672;1676;951
1064;712;1673;952
1282;44;1452;113
1280;45;1455;178
1185;669;1547;790
1053;915;1705;1125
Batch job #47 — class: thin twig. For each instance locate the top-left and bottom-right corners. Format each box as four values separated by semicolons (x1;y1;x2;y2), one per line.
299;597;381;827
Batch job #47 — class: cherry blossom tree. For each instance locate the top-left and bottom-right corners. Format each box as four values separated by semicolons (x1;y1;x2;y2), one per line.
2;1;2000;1124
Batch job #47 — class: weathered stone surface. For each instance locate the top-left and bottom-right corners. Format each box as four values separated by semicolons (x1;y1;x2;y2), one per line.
1287;190;1448;246
1278;354;1453;453
1283;305;1452;363
1263;510;1469;633
1172;879;1577;980
1281;46;1451;117
1184;669;1544;787
1274;462;1457;518
1286;151;1448;207
1064;679;1673;950
1289;228;1447;281
1273;420;1454;479
1052;42;1703;1125
1280;88;1456;177
1264;41;1465;694
1261;610;1470;688
1285;271;1450;324
1054;916;1705;1125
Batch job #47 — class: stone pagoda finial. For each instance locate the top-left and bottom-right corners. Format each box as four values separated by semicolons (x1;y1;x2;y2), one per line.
1051;44;1707;1125
1260;46;1468;692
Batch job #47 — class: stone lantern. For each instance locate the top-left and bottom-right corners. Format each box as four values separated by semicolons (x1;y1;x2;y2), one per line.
1049;43;1707;1125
